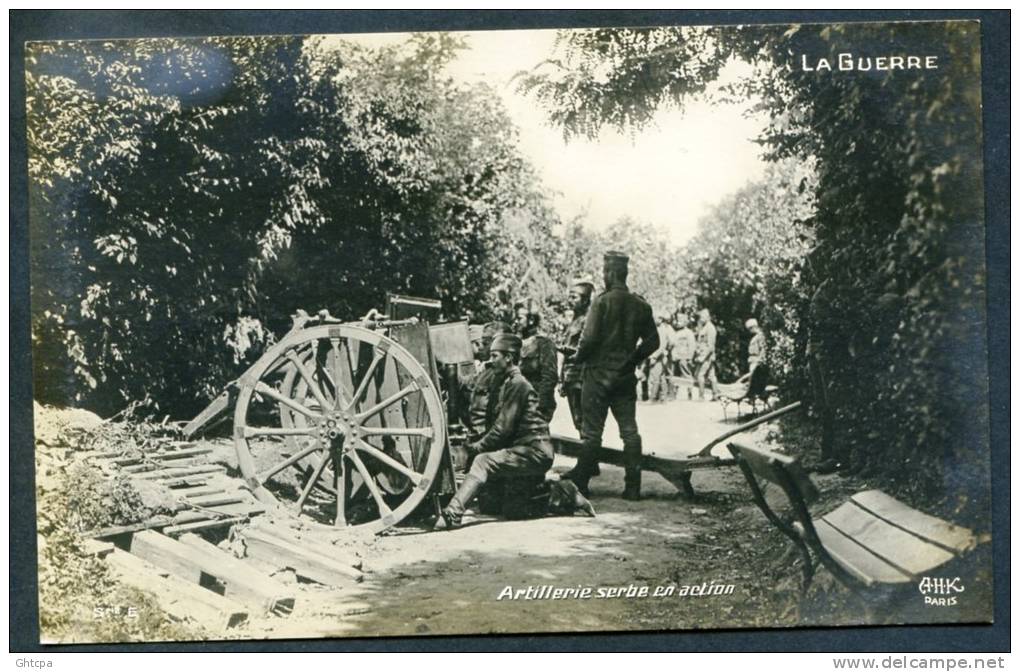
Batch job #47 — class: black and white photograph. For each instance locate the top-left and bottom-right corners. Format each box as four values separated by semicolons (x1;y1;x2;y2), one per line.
24;17;995;644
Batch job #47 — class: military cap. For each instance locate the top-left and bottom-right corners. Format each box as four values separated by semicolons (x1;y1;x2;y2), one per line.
603;250;629;269
490;333;522;354
482;321;509;338
571;276;596;292
468;324;485;342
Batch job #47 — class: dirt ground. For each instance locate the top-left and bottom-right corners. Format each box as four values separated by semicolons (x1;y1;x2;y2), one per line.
250;395;812;640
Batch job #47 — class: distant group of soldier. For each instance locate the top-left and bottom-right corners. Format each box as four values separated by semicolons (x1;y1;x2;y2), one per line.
436;250;764;530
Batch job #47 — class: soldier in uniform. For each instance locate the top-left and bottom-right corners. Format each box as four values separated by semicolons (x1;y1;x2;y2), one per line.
646;313;674;403
558;278;595;432
437;333;555;529
745;318;767;377
570;251;660;501
463;321;510;443
516;304;558;422
693;308;720;401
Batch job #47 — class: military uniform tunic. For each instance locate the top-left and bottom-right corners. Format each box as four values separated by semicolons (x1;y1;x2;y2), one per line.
519;334;558;422
559;311;588;431
747;331;766;374
467;365;554;482
574;281;659;478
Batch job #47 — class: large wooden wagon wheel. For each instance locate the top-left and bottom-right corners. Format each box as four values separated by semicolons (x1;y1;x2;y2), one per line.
233;324;447;534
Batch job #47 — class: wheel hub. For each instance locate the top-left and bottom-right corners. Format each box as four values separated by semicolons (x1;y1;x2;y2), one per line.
315;411;357;448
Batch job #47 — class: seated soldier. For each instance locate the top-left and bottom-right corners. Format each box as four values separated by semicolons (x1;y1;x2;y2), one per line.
437;333;555;530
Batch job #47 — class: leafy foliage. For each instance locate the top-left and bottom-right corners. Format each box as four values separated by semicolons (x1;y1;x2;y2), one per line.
29;35;553;416
522;22;989;515
35;415;203;642
682;159;817;380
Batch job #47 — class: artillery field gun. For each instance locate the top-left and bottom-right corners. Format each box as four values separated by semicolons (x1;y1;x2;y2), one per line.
183;294;474;534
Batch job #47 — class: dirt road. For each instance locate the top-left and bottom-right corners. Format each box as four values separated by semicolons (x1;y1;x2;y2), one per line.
258;396;795;639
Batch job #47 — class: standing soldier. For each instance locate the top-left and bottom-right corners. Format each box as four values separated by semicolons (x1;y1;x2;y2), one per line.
671;314;696;400
516;304;558;422
646;313;674;403
570;251;659;501
745;318;767;377
693;308;720;401
558;278;595;432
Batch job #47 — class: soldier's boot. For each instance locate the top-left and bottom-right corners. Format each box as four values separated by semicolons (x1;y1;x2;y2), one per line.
574;489;597;517
622;468;642;501
562;460;599;482
436;475;485;531
567;462;592;499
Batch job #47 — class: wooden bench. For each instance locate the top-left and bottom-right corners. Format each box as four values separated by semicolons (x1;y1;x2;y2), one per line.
727;440;983;618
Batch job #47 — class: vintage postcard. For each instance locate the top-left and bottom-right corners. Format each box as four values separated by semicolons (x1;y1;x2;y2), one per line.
27;18;993;644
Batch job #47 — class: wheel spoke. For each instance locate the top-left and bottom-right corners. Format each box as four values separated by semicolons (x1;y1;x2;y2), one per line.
355;382;418;423
284;349;332;411
346;449;392;516
244;426;317;438
330;338;352;410
333;448;346;528
293;452;332;514
347;349;385;412
360;426;433;439
257;443;322;482
255;382;321;420
354;438;423;485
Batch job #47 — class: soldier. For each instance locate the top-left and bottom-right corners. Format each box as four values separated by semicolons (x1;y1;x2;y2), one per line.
570;251;660;500
693;308;720;401
646;313;674;403
558;278;596;432
437;333;555;529
516;304;558;422
745;318;767;377
671;314;696;400
463;321;510;442
671;314;696;378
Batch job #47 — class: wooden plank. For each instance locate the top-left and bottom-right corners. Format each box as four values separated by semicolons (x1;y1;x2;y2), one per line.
82;539;115;557
176;533;296;614
151;475;215;488
84;515;191;539
110;454;145;467
822;502;955;577
813;519;914;586
236;527;363;585
163;516;249;536
249;519;364;570
552;434;733;472
130;529;205;584
183;387;235;440
697;401;803;456
178;485;231;498
85;502;261;539
728;441;818;504
106;549;248;630
850;490;976;554
152;446;214;460
123;457;207;474
132;530;294;615
112;447;213;467
138;465;227;480
186;494;247;508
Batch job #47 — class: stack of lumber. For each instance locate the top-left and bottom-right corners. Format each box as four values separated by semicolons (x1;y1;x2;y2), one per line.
232;517;365;587
82;440;265;538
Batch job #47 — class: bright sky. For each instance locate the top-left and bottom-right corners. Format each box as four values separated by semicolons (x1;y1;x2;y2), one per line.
339;28;770;246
